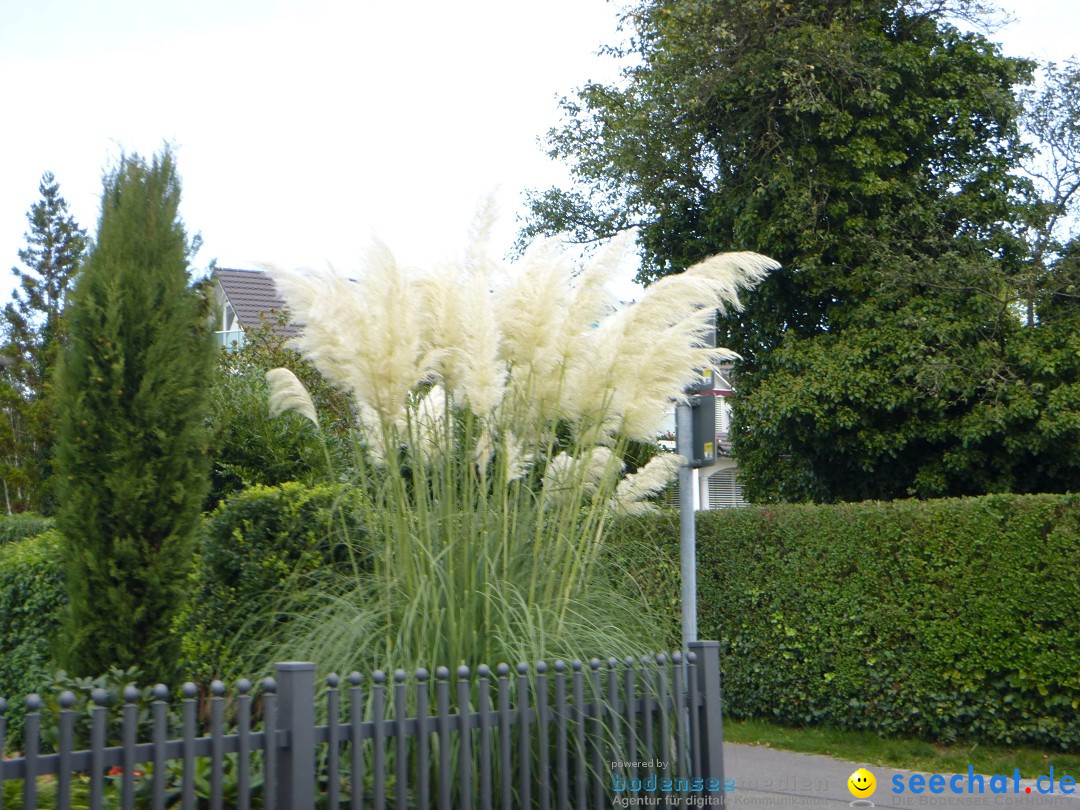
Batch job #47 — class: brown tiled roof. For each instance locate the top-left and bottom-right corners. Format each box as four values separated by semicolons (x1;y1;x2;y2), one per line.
214;268;300;337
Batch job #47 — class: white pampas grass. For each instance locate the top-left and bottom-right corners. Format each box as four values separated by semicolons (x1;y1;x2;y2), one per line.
410;385;448;467
266;368;319;427
415;258;505;419
259;228;777;686
610;453;686;516
564;250;780;444
502;432;533;482
543;447;622;506
268;245;441;431
267;229;775;515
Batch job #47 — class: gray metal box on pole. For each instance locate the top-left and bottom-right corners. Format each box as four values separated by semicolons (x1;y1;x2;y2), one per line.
688;394;716;468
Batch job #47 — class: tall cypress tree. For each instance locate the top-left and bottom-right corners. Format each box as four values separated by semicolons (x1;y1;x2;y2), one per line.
54;150;213;682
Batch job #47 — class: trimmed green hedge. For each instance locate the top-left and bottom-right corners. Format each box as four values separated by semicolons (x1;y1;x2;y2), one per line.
0;530;66;741
178;482;370;685
0;513;53;545
609;494;1080;750
0;484;372;744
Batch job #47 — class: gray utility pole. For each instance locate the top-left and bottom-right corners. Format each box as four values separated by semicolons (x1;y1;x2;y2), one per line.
677;311;718;649
676;401;698;646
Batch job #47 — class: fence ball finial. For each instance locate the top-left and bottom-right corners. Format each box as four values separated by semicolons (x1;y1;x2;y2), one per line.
554;661;566;673
91;688;109;706
415;668;429;682
372;670;387;685
687;652;698;664
123;685;140;703
672;652;683;664
457;665;470;679
477;664;491;678
347;672;362;686
261;678;277;694
496;663;510;677
590;659;601;670
153;684;169;701
516;663;529;675
572;660;583;672
536;661;548;674
25;694;43;712
59;691;76;709
607;658;618;669
434;667;450;681
182;682;198;700
657;653;667;665
624;656;635;668
395;669;407;683
210;681;225;698
236;679;252;696
0;697;6;714
327;673;340;688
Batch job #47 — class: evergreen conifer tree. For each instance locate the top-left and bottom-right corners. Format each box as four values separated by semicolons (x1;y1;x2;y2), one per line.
54;150;213;682
8;171;88;385
1;172;87;512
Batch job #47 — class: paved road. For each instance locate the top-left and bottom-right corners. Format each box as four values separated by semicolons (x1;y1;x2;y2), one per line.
724;742;1080;809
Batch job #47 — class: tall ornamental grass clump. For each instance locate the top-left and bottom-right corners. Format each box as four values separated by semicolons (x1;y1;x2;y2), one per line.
262;229;776;675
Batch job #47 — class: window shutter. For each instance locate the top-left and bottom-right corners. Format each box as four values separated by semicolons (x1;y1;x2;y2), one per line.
707;469;746;509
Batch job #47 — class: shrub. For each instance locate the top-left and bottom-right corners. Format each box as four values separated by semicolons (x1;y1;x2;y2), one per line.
206;311;352;511
206;366;334;509
178;482;370;686
0;512;53;546
0;529;66;746
610;494;1080;749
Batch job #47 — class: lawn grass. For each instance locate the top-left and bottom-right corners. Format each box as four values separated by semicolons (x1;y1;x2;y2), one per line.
724;717;1080;776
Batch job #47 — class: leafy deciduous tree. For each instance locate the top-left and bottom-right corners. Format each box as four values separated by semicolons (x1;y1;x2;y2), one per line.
525;0;1080;500
1019;60;1080;324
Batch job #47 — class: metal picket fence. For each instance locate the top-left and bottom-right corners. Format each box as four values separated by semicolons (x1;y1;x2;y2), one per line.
0;640;725;809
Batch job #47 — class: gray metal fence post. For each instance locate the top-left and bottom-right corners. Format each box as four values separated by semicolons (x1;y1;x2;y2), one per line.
275;662;317;810
688;641;725;800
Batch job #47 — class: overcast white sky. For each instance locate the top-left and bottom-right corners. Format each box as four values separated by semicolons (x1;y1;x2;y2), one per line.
1;0;1077;304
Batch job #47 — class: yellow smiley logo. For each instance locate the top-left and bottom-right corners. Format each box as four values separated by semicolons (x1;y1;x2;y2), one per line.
848;767;876;798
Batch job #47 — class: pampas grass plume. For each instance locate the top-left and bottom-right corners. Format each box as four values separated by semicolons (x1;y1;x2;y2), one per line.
611;452;685;515
266;367;320;427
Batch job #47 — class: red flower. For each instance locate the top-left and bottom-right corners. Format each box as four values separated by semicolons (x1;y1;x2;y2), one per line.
106;766;144;777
